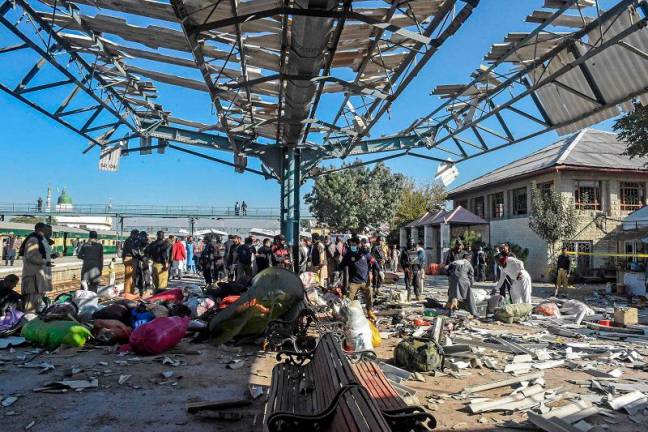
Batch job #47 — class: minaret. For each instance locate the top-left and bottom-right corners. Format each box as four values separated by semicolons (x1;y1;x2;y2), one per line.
46;186;52;212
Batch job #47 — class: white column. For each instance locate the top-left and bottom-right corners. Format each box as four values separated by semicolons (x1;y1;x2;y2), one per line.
411;227;419;244
399;228;407;248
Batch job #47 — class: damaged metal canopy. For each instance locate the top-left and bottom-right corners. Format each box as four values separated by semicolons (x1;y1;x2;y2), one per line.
0;0;477;177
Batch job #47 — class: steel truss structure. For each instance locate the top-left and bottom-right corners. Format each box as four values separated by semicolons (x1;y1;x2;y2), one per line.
2;0;648;256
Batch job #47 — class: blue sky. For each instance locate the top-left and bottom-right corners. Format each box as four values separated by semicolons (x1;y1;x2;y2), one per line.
0;0;618;208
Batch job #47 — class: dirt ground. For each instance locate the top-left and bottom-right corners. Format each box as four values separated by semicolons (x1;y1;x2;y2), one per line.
0;341;275;432
1;275;647;432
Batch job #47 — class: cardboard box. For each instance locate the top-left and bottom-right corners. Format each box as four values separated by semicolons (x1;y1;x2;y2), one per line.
614;307;638;326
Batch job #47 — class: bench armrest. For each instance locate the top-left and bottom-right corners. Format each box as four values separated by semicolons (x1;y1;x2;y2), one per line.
347;350;378;363
383;406;437;432
276;349;315;366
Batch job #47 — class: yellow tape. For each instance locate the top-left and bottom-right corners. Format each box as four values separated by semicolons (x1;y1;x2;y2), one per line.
565;251;648;258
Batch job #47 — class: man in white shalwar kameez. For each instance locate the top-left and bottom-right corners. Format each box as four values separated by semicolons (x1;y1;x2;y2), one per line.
495;256;532;304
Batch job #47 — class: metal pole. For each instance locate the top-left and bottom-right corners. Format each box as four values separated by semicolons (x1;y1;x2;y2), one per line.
189;217;195;236
280;147;301;272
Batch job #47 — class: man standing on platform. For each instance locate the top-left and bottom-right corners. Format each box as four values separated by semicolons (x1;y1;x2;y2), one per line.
77;231;104;292
146;231;171;289
309;233;327;285
340;235;377;320
19;223;55;312
170;236;186;280
122;229;139;294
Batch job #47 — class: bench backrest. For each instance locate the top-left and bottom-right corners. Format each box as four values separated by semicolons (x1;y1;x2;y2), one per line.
310;332;359;408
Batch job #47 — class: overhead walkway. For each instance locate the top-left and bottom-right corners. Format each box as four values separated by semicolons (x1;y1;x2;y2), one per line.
0;203;312;220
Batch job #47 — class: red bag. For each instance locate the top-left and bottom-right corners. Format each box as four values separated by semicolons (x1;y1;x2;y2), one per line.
129;316;190;355
144;288;184;304
93;319;131;343
217;295;241;310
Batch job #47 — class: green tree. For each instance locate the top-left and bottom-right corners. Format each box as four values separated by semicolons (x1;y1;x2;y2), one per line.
10;215;55;225
613;102;648;164
528;184;578;259
305;162;406;232
392;181;447;228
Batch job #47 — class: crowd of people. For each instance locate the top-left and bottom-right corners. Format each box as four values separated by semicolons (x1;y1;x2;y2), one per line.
1;221;575;323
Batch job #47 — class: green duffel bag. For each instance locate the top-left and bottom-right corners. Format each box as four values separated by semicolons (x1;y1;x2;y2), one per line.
494;303;533;324
393;338;444;372
21;319;92;349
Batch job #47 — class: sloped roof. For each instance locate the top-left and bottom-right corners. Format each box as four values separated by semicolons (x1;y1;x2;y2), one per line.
417;209;448;226
405;211;431;228
448;129;648;197
623;205;648;231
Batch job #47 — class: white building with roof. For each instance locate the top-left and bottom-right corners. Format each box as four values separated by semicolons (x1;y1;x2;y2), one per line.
447;129;648;281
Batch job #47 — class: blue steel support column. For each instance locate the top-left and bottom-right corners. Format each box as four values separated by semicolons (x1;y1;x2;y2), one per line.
280;147;301;272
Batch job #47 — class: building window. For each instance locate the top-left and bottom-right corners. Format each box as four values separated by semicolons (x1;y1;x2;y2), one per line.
472;196;485;218
511;187;527;216
490;192;504;219
456;199;468;209
574;180;601;210
620;182;645;211
538;181;553;198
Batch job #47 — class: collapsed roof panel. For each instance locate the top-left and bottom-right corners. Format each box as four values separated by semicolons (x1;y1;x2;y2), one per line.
400;0;648;170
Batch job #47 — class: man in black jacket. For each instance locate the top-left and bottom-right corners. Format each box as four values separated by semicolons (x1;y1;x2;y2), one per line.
555;247;571;296
340;236;378;320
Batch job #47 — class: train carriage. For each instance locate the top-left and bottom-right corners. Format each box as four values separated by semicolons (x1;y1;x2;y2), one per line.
0;221;121;258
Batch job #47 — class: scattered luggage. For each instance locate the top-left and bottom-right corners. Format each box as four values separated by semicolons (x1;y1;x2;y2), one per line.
21;319;92;349
128;316;190;355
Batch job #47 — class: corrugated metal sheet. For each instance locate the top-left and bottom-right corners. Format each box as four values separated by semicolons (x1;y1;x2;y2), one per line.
531;6;648;135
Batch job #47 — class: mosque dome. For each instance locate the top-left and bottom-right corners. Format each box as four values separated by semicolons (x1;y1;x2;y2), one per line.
57;188;73;205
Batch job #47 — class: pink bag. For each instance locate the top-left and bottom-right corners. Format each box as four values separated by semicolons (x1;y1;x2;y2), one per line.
129;316;189;355
143;288;184;304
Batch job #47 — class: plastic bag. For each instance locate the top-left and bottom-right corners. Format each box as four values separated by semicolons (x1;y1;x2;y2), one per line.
21;319;92;349
299;272;319;288
0;308;24;333
41;302;78;322
560;300;594;317
144;288;184;304
495;303;533;323
93;303;131;326
96;284;122;300
129;316;190;355
93;319;131;344
73;290;99;310
343;300;373;352
534;302;561;317
185;297;216;318
131;310;155;330
369;321;381;348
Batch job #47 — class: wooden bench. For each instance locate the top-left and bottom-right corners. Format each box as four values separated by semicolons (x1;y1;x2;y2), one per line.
352;359;437;431
264;332;390;432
